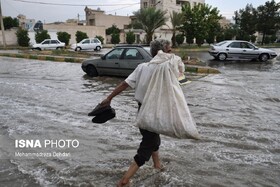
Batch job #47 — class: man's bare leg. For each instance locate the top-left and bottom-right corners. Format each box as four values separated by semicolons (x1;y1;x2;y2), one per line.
117;161;139;187
152;151;162;169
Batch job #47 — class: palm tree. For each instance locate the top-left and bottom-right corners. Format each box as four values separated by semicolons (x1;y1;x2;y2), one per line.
133;7;167;44
170;11;183;47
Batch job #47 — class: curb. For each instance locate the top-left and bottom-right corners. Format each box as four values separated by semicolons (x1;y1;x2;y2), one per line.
0;53;85;63
0;53;220;74
186;65;220;74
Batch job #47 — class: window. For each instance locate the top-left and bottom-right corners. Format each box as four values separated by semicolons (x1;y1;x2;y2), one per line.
143;2;148;8
93;38;100;43
82;39;90;44
124;49;143;60
106;48;124;59
51;40;58;44
228;42;241;48
42;40;49;44
241;42;254;49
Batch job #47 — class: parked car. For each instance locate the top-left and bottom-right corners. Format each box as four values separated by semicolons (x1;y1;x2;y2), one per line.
32;39;65;50
71;38;102;51
81;45;152;77
208;40;277;62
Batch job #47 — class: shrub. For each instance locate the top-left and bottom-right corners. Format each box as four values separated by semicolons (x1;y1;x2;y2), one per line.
16;28;30;47
126;31;135;44
57;32;71;46
75;31;88;43
106;25;120;35
111;33;120;44
35;30;50;43
95;35;104;44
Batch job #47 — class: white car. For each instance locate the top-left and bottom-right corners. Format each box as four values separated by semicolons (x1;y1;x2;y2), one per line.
32;39;65;50
209;40;278;62
71;38;102;51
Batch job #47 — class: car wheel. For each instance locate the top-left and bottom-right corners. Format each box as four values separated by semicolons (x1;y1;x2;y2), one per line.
86;65;98;77
75;47;82;51
259;53;269;62
218;53;227;61
95;46;101;51
56;47;62;50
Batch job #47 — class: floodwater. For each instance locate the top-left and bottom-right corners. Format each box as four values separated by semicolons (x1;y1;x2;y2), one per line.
0;53;280;187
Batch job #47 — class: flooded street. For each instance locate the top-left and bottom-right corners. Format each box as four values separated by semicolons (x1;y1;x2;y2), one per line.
0;54;280;187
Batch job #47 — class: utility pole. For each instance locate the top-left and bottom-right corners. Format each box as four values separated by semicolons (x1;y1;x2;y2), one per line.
0;0;6;48
77;13;79;25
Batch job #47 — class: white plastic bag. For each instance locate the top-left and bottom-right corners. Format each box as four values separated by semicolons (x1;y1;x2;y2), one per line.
135;52;200;139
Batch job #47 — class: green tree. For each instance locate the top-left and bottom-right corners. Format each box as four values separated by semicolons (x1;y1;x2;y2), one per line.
111;33;120;44
170;11;183;47
75;31;88;43
216;33;225;43
132;7;168;44
224;24;238;40
175;34;185;46
181;3;222;46
95;35;104;44
1;17;19;30
106;25;120;35
233;4;257;41
35;30;50;43
250;35;257;43
16;28;30;47
57;32;71;46
126;31;135;44
256;0;280;45
270;34;277;43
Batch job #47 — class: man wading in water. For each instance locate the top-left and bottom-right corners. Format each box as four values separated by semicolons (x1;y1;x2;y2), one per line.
100;39;185;186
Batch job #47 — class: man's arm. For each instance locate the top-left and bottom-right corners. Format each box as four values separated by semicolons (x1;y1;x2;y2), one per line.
100;81;129;106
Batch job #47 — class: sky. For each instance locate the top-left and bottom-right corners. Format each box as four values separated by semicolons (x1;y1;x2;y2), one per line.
2;0;280;23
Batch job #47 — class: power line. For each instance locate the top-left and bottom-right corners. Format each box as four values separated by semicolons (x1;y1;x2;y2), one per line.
12;0;139;7
106;4;139;13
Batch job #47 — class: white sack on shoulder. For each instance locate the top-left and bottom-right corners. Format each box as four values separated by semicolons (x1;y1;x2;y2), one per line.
135;51;200;139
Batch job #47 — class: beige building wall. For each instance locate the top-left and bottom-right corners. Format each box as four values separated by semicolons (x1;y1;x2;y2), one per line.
219;17;231;28
85;7;130;29
43;24;106;44
1;24;106;46
0;28;18;45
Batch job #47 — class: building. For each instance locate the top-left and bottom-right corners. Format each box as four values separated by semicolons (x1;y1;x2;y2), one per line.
141;0;204;29
139;0;205;42
84;7;130;29
17;14;35;31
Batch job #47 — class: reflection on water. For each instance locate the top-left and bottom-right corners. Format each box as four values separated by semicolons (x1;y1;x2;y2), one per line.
0;56;279;186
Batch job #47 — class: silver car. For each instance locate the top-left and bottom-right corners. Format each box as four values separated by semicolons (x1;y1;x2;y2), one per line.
32;39;65;50
71;38;102;51
208;40;277;62
81;45;152;77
